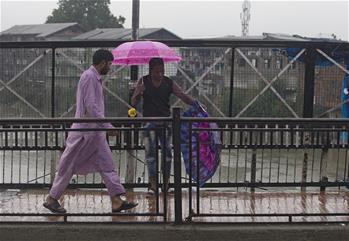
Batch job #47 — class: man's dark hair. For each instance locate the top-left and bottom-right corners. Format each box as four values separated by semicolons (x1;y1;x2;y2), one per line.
93;49;114;65
149;58;164;72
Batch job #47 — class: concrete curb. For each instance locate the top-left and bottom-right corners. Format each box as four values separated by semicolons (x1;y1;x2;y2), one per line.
1;223;349;241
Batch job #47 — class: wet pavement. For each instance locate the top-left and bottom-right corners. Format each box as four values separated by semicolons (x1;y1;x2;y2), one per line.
1;188;349;223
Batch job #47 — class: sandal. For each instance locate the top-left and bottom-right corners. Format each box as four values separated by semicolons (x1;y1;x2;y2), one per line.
43;200;67;214
112;201;138;213
146;188;157;197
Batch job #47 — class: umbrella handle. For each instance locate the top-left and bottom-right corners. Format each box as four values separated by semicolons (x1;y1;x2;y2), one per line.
140;77;145;94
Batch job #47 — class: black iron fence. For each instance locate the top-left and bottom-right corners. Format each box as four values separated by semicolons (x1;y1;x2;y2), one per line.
1;39;349;223
1;108;349;223
1;40;349;119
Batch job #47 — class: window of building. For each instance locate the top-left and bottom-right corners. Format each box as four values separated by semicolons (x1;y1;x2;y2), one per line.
251;59;258;68
276;59;283;69
264;59;270;69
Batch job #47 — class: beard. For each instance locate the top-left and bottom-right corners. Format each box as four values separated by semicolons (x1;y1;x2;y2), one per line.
100;69;108;75
100;66;110;75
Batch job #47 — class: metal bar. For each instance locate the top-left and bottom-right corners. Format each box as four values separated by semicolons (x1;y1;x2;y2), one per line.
162;126;168;222
172;48;231;107
250;145;257;192
303;47;316;118
316;49;349;75
172;107;182;224
0;78;47;117
196;131;200;215
0;49;51;92
1;181;348;189
235;48;305;118
1;39;348;49
188;120;193;222
132;0;140;41
155;126;160;212
229;47;235;117
175;65;226;117
51;48;55;118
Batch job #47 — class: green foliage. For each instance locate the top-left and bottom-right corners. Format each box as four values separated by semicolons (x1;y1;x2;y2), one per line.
46;0;125;31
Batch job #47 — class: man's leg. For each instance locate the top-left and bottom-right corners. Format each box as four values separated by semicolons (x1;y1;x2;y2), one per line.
100;170;138;212
49;165;74;200
43;159;74;213
100;171;125;197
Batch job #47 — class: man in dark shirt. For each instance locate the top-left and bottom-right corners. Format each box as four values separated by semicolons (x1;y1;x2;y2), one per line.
131;58;196;194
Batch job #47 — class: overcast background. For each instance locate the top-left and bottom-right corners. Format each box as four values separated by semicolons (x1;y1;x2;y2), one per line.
1;0;348;40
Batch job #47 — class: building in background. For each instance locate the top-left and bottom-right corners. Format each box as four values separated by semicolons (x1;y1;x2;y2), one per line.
0;23;84;41
73;27;181;41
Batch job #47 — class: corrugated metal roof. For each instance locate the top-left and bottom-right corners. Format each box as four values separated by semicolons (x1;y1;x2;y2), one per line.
262;33;309;41
73;28;173;40
0;23;79;37
209;35;265;40
206;33;346;43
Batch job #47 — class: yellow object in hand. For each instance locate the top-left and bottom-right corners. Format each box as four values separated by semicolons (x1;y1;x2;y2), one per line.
128;108;137;118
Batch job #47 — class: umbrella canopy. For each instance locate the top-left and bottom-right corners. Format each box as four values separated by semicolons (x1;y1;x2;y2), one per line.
112;40;181;66
180;103;221;187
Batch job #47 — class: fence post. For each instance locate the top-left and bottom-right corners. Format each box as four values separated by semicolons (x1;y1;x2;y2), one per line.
125;127;136;189
50;47;56;184
172;107;182;224
302;47;315;191
301;131;310;192
320;134;329;192
250;145;257;193
228;47;235;117
303;47;316;118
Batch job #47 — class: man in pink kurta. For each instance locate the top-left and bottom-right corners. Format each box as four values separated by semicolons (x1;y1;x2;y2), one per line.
43;49;137;213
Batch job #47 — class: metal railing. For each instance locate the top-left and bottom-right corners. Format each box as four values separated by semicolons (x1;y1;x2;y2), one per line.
180;113;349;223
1;108;349;223
1;40;349;120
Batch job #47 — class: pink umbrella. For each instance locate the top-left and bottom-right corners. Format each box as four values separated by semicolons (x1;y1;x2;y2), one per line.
112;40;181;66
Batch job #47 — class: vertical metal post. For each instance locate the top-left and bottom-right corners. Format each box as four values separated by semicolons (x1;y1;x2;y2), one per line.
250;146;256;193
320;136;329;192
131;0;139;83
132;0;140;41
51;48;55;118
126;0;141;186
50;48;56;184
303;47;316;118
172;107;182;224
229;47;235;117
301;48;315;192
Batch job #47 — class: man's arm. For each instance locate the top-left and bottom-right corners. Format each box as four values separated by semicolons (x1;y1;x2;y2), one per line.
131;78;145;107
172;81;195;105
83;76;113;129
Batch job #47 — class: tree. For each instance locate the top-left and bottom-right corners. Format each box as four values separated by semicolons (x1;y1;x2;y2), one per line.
46;0;125;31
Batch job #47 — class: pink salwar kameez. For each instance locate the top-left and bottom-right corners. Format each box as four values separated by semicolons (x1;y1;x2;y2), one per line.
49;66;125;199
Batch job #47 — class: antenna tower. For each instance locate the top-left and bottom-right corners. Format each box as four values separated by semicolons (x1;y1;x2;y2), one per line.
240;0;251;37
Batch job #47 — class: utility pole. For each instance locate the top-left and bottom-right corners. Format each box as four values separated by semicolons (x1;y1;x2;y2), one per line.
130;0;139;87
132;0;140;42
126;0;140;187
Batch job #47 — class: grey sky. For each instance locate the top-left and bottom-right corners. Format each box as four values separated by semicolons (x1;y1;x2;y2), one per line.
1;0;348;40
